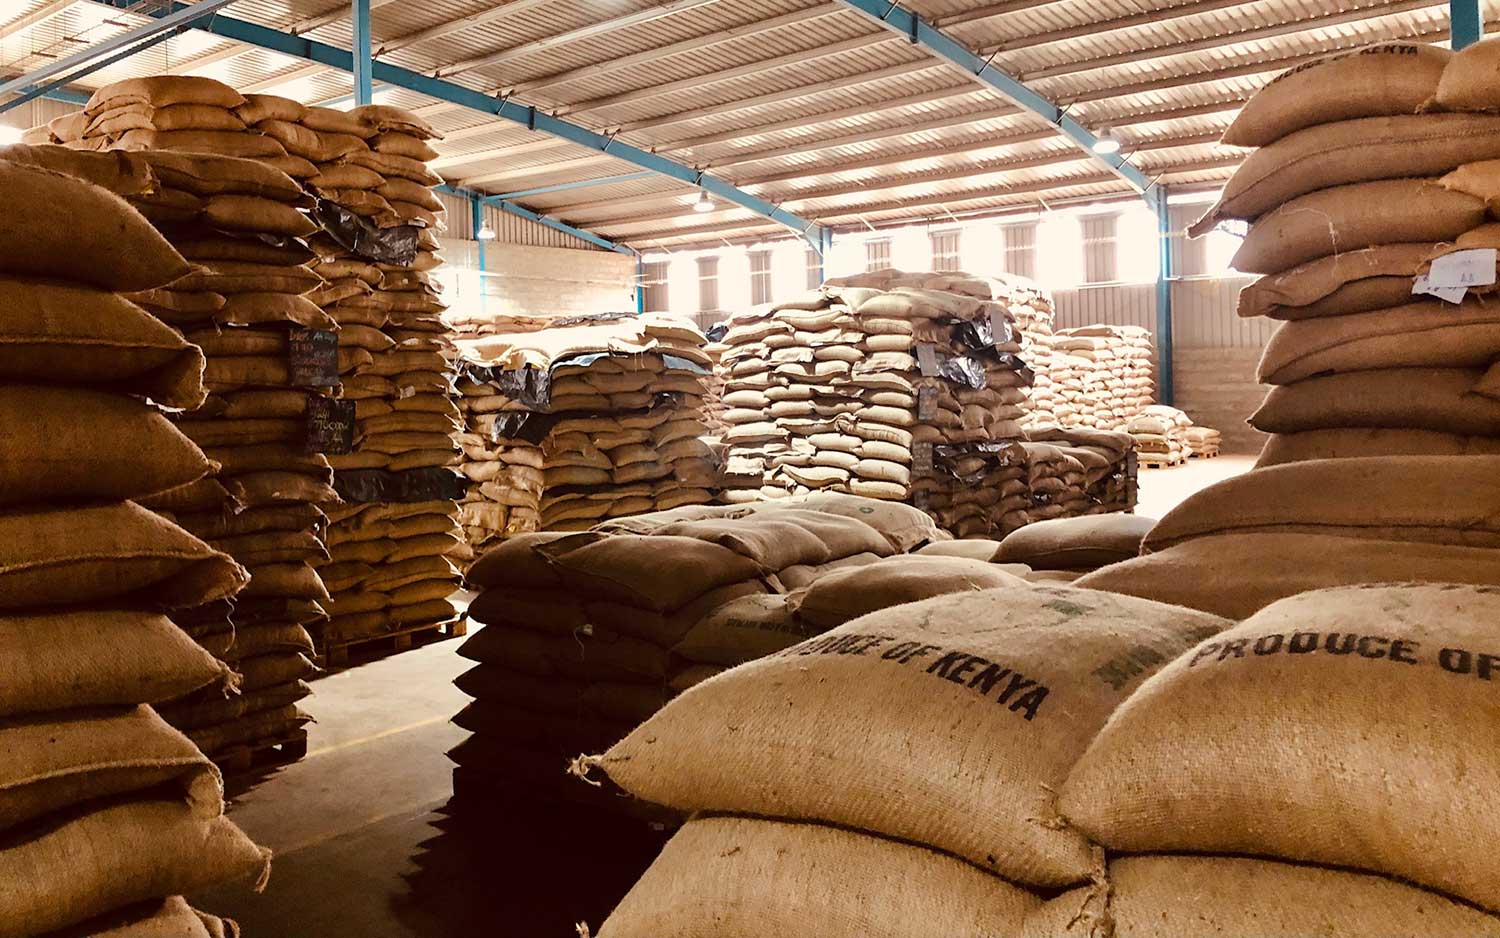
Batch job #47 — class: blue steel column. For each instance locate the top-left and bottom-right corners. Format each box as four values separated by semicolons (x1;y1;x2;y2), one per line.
470;192;487;314
1153;188;1174;406
1453;0;1482;49
352;0;373;106
815;226;834;284
635;256;645;314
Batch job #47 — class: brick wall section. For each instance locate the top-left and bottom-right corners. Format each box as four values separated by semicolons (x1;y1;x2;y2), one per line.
1172;347;1267;455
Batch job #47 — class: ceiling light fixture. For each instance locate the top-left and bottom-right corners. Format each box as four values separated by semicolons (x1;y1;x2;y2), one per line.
1092;127;1122;155
693;190;714;213
476;223;496;240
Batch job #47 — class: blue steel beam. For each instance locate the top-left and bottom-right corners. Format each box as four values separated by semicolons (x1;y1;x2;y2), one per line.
86;0;831;251
438;184;635;255
492;172;655;201
1154;187;1174;405
1453;0;1482;49
351;0;372;106
1;20;187;114
835;0;1160;208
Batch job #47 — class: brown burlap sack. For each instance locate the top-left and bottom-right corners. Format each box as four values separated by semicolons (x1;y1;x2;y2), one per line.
535;534;764;612
455;665;666;725
0;143;155;197
598;816;1039;938
187;704;309;755
750;491;945;551
1256;428;1500;467
54;896;237;938
1434;35;1500;110
1060;583;1500;911
0;798;268;937
1026;855;1500;938
0;279;205;409
1244;272;1422;321
1189;114;1500;232
0;387;211;505
996;514;1155;571
585;586;1226;887
114;129;288;161
1144;456;1500;551
137;151;304;203
1223;43;1451;147
202;195;316;237
788;555;1031;630
0;502;246;610
671;593;814;666
85;76;246;112
459;622;671;681
913;539;1003;562
0;610;228;716
1229;180;1481;275
1249;367;1500;436
0;706;221;833
1075;532;1500;619
1258;300;1500;384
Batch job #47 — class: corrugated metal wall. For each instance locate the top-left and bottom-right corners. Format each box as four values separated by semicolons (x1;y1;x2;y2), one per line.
1052;276;1268;348
0;97;81;137
434;188;607;251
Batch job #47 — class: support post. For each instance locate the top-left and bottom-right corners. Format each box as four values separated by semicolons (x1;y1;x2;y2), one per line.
635;255;646;314
352;0;373;106
470;192;486;314
1452;0;1482;50
814;226;834;284
1153;187;1174;405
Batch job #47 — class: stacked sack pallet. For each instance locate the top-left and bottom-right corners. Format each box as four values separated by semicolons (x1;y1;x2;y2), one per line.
12;135;327;762
1048;325;1154;430
1123;405;1192;466
1025;426;1137;514
716;270;1031;530
0;157;272;936
1079;40;1500;619
1004;275;1061;428
451;313;717;556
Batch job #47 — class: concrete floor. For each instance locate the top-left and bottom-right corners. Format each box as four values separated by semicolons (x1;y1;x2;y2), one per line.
194;456;1254;935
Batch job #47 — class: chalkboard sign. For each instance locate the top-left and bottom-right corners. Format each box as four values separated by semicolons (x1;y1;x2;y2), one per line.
304;396;356;455
288;329;339;388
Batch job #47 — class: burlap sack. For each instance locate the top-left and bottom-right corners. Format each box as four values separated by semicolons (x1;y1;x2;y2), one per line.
788;555;1031;630
114;130;288;161
1434;35;1500;110
454;665;667;725
1230;180;1481;275
586;586;1227;887
670;593;815;666
0;502;246;610
1258;300;1500;384
1256;427;1500;467
1026;855;1500;938
996;514;1155;571
0;143;155;197
0;279;205;409
530;535;763;612
201;195;316;237
749;492;945;551
1223;43;1451;147
459;623;671;681
0;799;268;937
158;681;310;732
55;896;237;938
1189;114;1500;232
1249;367;1500;435
0;610;228;716
0;706;221;833
598;816;1039;938
1061;583;1500;911
913;539;1002;562
1245;273;1421;321
1075;532;1500;619
85;76;246;111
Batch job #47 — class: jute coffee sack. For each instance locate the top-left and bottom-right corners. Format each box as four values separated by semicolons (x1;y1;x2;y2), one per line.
584;586;1226;887
1076;531;1500;620
1257;300;1500;384
1061;583;1500;911
53;896;237;938
1249;367;1500;436
1144;455;1500;550
597;816;1040;938
787;554;1030;630
1223;43;1451;147
997;514;1155;571
1434;35;1500;110
1255;427;1500;467
1025;855;1500;938
0;387;210;505
1189;113;1500;233
0;143;155;197
0;706;221;833
0;799;268;938
1228;179;1482;275
1235;244;1433;319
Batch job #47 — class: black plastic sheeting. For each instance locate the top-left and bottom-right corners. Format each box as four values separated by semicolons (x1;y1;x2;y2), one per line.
929;440;1031;484
333;467;469;504
458;351;708;413
480;391;695;444
313;199;421;266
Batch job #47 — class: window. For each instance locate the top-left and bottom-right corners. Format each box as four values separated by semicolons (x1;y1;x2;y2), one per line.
749;249;772;305
805;247;823;289
865;238;892;272
640;261;669;312
930;229;961;272
1081;213;1119;284
697;256;719;312
1001;223;1036;280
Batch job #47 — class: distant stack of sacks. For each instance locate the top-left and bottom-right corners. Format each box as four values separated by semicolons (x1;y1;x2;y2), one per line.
716;270;1031;530
1124;405;1193;465
455;494;966;811
451;314;717;555
1025;426;1137;513
1189;40;1500;468
1183;425;1222;457
1003;276;1060;428
7;143;327;760
1047;325;1155;430
0;158;272;934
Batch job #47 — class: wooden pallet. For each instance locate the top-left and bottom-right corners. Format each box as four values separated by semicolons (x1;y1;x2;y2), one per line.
1139;455;1188;469
1189;450;1221;459
318;617;469;668
215;729;309;776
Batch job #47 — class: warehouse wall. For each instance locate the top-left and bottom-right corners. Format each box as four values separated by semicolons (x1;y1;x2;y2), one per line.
0;97;77;137
438;238;637;321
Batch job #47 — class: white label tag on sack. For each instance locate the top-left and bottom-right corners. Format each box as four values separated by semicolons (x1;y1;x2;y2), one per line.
988;307;1010;346
1411;275;1469;305
1428;248;1497;288
916;342;939;376
912;441;934;475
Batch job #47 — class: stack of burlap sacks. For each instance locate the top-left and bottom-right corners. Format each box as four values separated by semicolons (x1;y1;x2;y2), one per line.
1046;324;1154;430
450;314;717;555
1079;40;1500;618
582;575;1500;937
1123;404;1192;464
1004;275;1060;428
0;158;272;936
715;270;1031;534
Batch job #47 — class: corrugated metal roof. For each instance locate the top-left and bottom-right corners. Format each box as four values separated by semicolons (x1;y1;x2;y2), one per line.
1;0;1493;251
